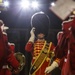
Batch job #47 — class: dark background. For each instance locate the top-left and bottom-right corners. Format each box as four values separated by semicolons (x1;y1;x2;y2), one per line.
0;0;64;75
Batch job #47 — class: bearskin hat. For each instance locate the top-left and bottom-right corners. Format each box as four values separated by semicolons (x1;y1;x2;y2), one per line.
31;11;50;37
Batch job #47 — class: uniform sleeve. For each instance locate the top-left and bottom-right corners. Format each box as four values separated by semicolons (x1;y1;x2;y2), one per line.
7;42;20;69
0;28;6;63
3;32;20;69
7;53;20;69
25;42;34;52
49;42;55;59
50;43;55;51
54;37;68;69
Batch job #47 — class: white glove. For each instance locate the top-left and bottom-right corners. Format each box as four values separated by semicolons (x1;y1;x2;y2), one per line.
1;24;4;32
45;61;59;74
28;27;35;43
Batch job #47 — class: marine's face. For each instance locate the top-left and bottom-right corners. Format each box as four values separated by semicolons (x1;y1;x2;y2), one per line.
37;33;45;39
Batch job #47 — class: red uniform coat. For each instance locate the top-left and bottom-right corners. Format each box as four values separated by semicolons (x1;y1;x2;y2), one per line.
0;29;20;75
54;17;75;75
25;40;55;75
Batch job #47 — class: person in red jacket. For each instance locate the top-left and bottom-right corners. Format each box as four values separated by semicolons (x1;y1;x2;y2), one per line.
0;20;20;75
25;12;55;75
45;15;75;75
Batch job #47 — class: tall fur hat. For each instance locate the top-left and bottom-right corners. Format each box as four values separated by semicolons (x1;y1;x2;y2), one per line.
31;11;50;37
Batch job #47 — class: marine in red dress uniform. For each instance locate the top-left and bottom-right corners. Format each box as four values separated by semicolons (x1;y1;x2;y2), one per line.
25;28;55;75
25;12;55;75
0;20;20;75
45;15;75;75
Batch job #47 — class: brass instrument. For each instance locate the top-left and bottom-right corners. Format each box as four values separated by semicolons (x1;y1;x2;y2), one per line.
14;52;26;71
9;52;26;74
